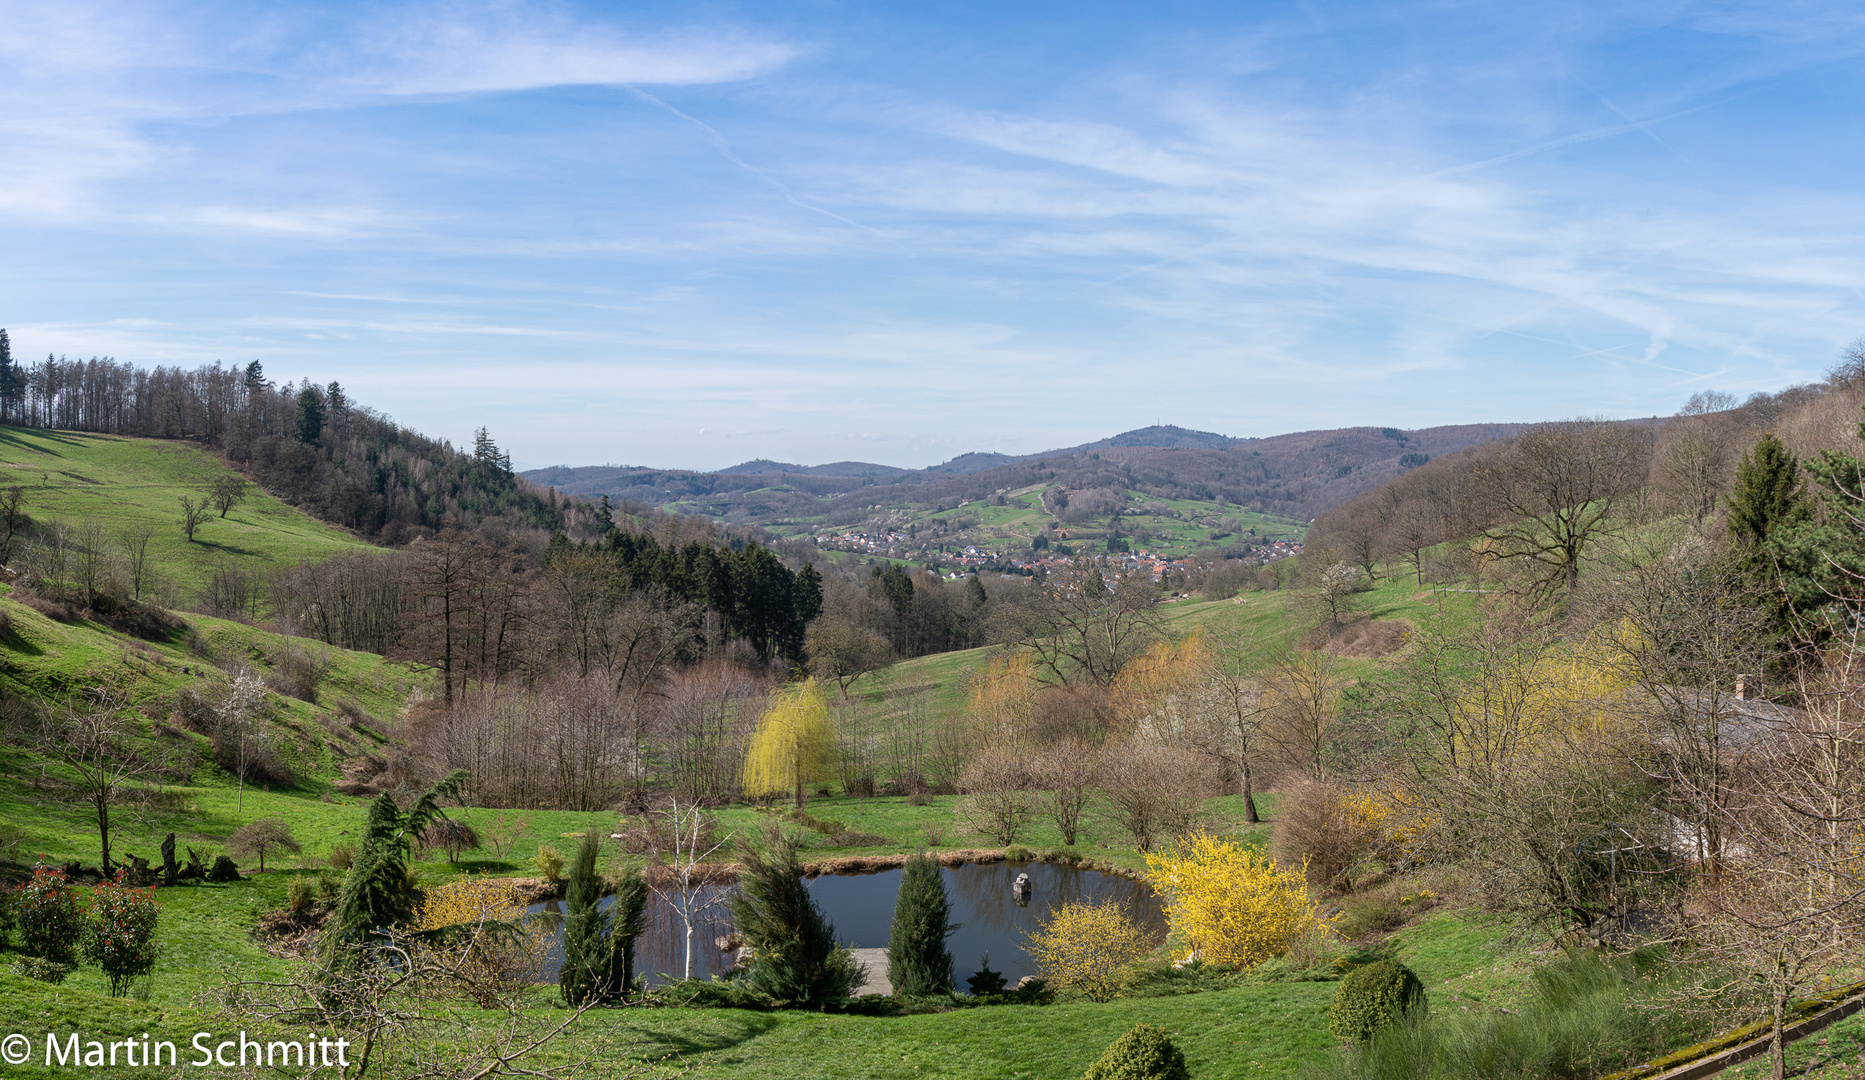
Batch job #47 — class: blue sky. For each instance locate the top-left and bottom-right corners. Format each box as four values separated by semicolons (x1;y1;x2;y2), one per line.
5;1;1865;470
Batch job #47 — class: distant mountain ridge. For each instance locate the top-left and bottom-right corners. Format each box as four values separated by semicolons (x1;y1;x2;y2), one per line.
523;421;1531;527
715;425;1244;478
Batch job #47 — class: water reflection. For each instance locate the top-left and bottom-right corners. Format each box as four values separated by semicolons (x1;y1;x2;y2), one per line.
527;861;1164;988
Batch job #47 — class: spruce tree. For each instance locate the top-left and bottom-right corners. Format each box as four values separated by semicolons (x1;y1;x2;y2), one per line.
887;852;956;997
730;826;859;1008
1728;432;1805;549
561;830;605;1007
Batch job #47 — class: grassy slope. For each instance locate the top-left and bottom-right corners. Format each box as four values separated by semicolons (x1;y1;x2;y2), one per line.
0;433;1532;1078
0;425;367;593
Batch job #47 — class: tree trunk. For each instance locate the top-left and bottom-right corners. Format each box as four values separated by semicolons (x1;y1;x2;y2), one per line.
1240;760;1259;824
1771;981;1786;1080
96;796;112;874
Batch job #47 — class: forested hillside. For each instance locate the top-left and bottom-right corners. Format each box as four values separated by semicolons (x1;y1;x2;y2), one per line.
526;420;1533;526
0;332;602;544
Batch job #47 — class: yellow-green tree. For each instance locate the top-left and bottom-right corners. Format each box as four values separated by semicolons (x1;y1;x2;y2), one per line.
1145;831;1329;968
743;679;838;808
1022;899;1154;1002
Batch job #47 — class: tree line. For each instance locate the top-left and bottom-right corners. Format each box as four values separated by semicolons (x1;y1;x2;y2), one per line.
0;332;593;544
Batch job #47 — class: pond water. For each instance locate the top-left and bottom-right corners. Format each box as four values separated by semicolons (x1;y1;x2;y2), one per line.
528;860;1165;988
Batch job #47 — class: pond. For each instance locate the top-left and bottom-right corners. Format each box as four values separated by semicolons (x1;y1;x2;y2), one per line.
528;859;1165;988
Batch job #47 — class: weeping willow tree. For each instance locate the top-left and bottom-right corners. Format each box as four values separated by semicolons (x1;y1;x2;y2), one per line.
743;679;838;809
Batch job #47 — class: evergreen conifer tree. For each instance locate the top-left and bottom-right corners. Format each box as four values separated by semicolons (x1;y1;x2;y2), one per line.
602;865;649;1001
730;826;859;1008
561;830;605;1007
886;852;956;997
1728;432;1805;549
324;773;466;968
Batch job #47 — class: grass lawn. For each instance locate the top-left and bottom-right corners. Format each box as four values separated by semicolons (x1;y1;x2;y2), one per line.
0;425;369;594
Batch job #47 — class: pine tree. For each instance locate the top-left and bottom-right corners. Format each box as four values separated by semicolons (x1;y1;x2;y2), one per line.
730;825;860;1008
886;852;956;997
294;385;325;443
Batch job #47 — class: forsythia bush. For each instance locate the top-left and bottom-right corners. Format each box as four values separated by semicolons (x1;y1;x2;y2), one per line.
1023;900;1154;1002
412;878;550;1007
1145;831;1331;968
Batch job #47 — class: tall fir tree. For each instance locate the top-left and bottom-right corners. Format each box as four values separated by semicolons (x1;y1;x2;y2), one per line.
886;852;956;997
603;865;649;1001
560;830;606;1007
1728;432;1805;549
730;826;860;1008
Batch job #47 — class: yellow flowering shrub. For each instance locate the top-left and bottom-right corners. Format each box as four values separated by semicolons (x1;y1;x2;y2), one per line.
412;878;551;1007
1145;832;1331;969
1022;900;1155;1002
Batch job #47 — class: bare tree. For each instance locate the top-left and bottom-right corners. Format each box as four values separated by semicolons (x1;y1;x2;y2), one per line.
1474;418;1654;601
38;686;173;873
115;524;155;601
647;797;729;980
1031;738;1099;845
806;615;896;698
0;485;28;566
1654;391;1740;528
177;493;211;542
1690;635;1865;1080
1098;740;1212;852
1263;648;1345;781
218;934;666;1080
230;820;302;872
1592;532;1768;871
956;747;1039;846
1003;561;1165;686
1189;621;1275;823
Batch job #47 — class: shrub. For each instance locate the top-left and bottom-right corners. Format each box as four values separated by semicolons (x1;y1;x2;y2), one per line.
328;843;356;870
15;866;84;965
229;820;302;873
1144;831;1331;968
413;877;552;1008
1271;782;1386;892
208;855;240;882
966;955;1007;995
730;824;860;1009
1023;899;1154;1002
0;887;14;950
82;872;159;996
286;875;317;916
418;818;482;864
1328;960;1426;1042
887;852;956;997
10;956;74;984
1083;1023;1191;1080
533;844;564;882
956;748;1038;846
